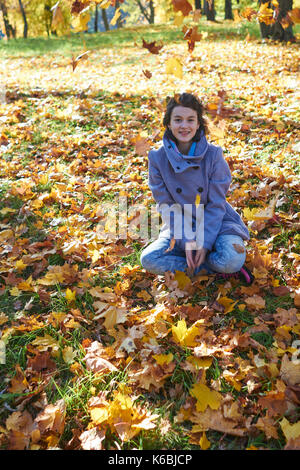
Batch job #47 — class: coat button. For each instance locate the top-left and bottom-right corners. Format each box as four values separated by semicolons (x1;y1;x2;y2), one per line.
197;187;203;193
176;187;182;193
187;161;191;164
176;166;180;170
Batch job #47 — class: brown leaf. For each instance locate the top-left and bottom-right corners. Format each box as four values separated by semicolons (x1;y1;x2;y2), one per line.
245;295;266;310
142;39;163;55
190;408;246;436
27;351;57;373
272;285;290;296
233;243;245;254
172;0;193;16
274;307;298;327
255;416;279;439
79;427;106;450
258;391;288;417
84;341;118;373
34;399;66;436
280;354;300;386
142;69;152;79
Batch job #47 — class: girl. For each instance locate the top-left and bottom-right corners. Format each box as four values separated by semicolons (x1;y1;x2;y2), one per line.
140;93;253;284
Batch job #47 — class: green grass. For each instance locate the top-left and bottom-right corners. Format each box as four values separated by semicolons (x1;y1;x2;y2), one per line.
2;18;298;58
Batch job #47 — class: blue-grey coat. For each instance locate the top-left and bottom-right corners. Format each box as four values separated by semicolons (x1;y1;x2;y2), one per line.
148;131;250;251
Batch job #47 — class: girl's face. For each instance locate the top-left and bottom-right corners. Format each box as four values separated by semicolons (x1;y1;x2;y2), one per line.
168;106;200;145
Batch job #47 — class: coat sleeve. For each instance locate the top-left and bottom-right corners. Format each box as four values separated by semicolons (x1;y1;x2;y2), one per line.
148;151;192;249
203;148;232;251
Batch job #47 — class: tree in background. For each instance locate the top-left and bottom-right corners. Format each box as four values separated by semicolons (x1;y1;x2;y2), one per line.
135;0;155;23
18;0;28;37
224;0;233;19
258;0;295;41
203;0;216;20
0;0;16;37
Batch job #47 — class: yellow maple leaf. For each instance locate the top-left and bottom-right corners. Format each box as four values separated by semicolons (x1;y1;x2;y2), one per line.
15;259;27;271
17;276;35;292
111;7;121;26
280;418;300;441
190;383;222;412
0;207;15;215
195;193;201;207
199;431;211;450
217;296;238;314
173;12;184;26
165;57;183;79
174;270;191;290
62;346;76;364
90;407;109;425
9;287;21;297
65;288;76;303
172;319;201;347
137;290;152;302
153;353;174;366
187;356;213;369
243;207;259;221
31;333;60;357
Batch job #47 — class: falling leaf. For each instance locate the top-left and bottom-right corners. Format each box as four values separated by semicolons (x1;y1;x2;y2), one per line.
71;51;90;72
111;7;121;26
172;0;193;16
142;69;152;79
142;38;163;54
165;57;183;79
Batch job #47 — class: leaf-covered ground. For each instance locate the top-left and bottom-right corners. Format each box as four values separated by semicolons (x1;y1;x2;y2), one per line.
0;23;300;450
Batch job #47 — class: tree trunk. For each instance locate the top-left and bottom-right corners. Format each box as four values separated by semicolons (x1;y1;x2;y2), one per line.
195;0;202;9
204;0;216;20
18;0;27;38
136;0;155;24
149;0;155;23
258;0;295;41
44;4;51;37
224;0;233;19
94;3;98;32
101;8;110;31
0;0;16;38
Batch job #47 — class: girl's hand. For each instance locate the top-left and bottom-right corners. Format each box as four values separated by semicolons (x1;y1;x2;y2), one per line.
185;243;207;273
194;248;207;269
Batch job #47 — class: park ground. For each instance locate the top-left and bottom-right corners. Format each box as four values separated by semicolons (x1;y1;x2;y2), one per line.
0;19;300;450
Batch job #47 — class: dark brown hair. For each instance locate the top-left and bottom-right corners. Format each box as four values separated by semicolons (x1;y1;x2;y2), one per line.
163;93;207;142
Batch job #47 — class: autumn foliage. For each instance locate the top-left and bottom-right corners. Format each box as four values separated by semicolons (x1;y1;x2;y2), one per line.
0;2;300;452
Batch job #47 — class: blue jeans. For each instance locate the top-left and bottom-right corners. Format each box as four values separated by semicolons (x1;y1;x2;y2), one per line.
140;234;246;275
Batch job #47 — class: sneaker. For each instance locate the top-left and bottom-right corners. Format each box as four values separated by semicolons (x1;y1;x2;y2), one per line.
215;265;254;285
